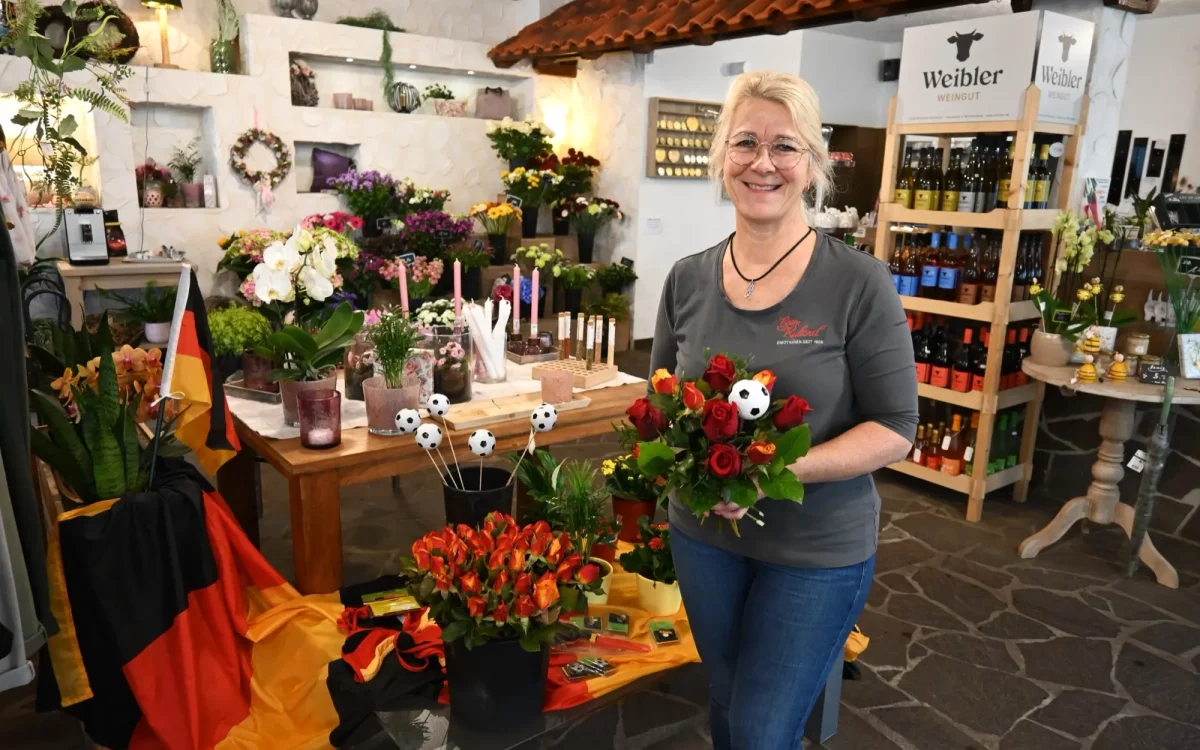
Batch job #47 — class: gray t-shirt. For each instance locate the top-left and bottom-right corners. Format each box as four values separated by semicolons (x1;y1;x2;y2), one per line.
649;233;918;568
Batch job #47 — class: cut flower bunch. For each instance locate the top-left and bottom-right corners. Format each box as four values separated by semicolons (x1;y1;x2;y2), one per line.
620;353;813;531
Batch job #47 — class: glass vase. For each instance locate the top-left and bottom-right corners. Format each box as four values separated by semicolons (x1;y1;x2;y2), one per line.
343;332;374;401
430;325;474;403
210;39;238;74
297;389;341;449
473;330;507;384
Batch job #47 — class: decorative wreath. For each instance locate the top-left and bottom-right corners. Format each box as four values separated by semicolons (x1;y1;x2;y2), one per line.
229;128;292;189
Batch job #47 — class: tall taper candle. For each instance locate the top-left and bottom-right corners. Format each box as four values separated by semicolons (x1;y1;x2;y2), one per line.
607;317;616;366
512;264;520;335
453;259;462;319
530;269;540;338
399;261;409;317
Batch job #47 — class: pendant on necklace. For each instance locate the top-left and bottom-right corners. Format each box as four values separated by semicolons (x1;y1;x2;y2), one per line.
744;280;755;299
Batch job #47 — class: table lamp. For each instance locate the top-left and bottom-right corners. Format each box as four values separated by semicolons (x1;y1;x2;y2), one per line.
142;0;182;69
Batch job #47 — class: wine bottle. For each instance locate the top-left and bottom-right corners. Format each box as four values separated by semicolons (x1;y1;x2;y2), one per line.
958;233;982;305
920;232;941;298
980;233;999;304
1024;145;1038;209
963;411;981;477
989;413;1007;475
915;319;933;384
1001;328;1018;390
899;235;920;297
1015;327;1031;386
951;328;973;393
926;427;943;472
911;424;926;464
931;147;946;210
957;147;979;213
942;148;962;211
895;147;916;208
997;142;1014;208
914;150;936;211
1011;234;1028;302
937;233;962;301
1033;144;1051;209
971;327;989;391
942;414;965;476
890;234;903;293
1006;411;1022;468
930;325;951;389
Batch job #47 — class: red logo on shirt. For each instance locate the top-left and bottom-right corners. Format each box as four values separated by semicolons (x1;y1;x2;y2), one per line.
776;316;827;340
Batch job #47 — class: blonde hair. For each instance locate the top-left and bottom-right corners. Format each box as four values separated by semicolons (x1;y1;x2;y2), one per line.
708;71;832;201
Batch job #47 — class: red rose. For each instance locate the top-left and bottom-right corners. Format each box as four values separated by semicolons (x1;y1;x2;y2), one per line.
648;536;664;551
702;399;739;443
577;563;600;584
508;544;527;572
773;395;813;431
682;381;706;411
514;572;532;595
706;443;742;479
458;571;482;594
626;397;668;441
467;596;487;618
747;441;776;465
514;595;537;617
491;602;509;623
533;572;559;610
702;354;737;394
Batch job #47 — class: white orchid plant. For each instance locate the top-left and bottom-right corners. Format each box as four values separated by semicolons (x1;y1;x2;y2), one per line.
239;225;359;327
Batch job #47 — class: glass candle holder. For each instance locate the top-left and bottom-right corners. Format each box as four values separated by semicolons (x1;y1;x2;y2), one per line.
429;325;474;404
343;331;374;402
473;330;507;384
297;389;341;449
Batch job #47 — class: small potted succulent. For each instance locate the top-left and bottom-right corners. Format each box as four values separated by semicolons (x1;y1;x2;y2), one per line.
98;281;177;344
602;453;659;543
168;138;204;208
208;305;272;385
424;82;465;117
619;517;680;616
255;303;364;426
362;308;422;435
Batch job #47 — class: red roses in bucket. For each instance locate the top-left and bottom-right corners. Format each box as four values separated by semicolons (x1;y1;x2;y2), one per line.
623;353;813;531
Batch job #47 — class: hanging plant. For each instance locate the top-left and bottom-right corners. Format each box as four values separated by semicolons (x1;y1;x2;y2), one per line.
229;128;292;189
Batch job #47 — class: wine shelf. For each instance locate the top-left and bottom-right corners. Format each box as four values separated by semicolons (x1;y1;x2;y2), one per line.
876;83;1087;522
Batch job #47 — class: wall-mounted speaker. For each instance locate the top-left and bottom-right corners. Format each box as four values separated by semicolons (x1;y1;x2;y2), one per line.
880;58;900;82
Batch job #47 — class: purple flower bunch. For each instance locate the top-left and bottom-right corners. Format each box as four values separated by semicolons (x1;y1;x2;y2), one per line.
402;210;474;257
331;169;400;219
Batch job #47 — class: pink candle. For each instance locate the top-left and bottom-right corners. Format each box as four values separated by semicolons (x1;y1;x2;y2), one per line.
512;264;521;335
453;259;462;318
399;261;409;317
530;269;539;337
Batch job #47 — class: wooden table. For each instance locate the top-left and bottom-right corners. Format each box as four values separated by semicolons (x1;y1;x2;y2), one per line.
56;259;187;329
218;381;646;594
1017;361;1200;588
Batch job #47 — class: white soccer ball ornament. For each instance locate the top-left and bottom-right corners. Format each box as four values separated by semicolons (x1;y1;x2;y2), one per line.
728;379;771;420
415;423;443;450
395;408;421;435
467;429;496;457
530;403;558;433
428;393;450;418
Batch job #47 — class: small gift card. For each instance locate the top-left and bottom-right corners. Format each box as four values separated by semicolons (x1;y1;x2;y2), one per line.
606;612;630;636
361;588;408;603
570;615;603;632
366;595;419;617
650;621;680;645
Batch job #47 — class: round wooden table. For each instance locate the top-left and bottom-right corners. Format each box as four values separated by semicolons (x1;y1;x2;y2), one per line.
1018;361;1200;589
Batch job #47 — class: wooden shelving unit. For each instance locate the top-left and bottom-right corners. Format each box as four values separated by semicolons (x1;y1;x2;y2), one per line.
645;97;721;180
875;84;1088;522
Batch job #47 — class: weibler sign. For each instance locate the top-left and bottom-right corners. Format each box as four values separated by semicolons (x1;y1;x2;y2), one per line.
896;11;1093;125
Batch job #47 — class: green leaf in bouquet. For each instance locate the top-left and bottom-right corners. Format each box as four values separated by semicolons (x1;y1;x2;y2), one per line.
723;477;758;508
760;469;804;502
441;619;470;643
519;629;541;653
636;441;675;477
775;424;812;465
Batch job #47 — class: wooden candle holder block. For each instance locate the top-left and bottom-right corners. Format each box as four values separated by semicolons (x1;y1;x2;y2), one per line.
532;359;618;389
445;391;591;430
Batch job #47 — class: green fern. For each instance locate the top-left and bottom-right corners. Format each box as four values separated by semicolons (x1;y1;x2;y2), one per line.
68;87;129;122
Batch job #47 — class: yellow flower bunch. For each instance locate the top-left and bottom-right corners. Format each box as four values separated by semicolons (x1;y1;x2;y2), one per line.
1144;229;1196;248
470;201;522;234
1029;277;1043;296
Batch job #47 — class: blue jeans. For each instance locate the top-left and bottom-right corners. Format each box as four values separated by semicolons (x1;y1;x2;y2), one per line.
671;523;875;750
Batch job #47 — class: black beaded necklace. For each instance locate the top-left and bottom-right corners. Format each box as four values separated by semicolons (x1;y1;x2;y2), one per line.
727;227;815;299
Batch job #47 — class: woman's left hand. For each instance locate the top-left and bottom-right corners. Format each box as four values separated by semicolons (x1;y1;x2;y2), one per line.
712;501;749;520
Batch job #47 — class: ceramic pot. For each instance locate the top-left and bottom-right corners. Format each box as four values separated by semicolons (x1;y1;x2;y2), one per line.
143;321;170;343
181;183;203;208
279;374;337;427
577;232;596;263
487;233;509;265
142;185;164;208
443;467;512;526
210;39;237;74
585;558;614;605
363;375;420;435
445;638;548;730
1029;330;1073;368
520;206;539;238
612;496;656;543
332;92;353;109
635;574;682;617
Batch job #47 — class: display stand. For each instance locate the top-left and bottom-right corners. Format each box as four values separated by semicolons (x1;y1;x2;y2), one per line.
873;84;1088;522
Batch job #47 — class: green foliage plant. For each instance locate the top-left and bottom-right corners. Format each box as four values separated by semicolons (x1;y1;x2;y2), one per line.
98;281;177;324
423;83;454;100
595;263;637;294
168;138;203;183
586;292;630;322
208;306;272;357
367;309;420;388
337;10;404;31
255;302;364;382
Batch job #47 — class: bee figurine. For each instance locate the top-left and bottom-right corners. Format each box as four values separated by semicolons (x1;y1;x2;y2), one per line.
1107;353;1128;382
1081;326;1102;355
1077;354;1098;384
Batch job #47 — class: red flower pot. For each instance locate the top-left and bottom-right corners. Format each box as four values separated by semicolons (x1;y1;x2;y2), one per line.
612;496;657;543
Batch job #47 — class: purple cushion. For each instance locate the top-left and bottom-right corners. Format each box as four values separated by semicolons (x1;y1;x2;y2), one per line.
311;148;355;192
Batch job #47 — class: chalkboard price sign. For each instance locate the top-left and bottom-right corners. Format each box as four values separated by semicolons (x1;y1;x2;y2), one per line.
1139;362;1170;385
1178;256;1200;277
505;194;523;208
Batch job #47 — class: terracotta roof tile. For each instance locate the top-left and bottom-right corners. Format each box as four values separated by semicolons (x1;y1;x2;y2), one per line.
489;0;920;66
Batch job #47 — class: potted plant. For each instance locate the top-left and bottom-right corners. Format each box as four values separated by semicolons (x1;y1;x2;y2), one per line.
501;168;562;238
99;281;177;344
363;309;422;434
330;169;400;238
602;453;659;543
394;178;451;217
401;512;602;730
469;202;522;265
486;115;554;171
541;150;599;235
1145;229;1200;364
595;262;638;296
424;82;465;117
586;292;631;355
400;211;474;293
568;197;623;263
136;159;171;208
619;517;680;616
557;263;595;316
255;303;364;426
168;138;204;208
212;0;240;73
208;305;272;383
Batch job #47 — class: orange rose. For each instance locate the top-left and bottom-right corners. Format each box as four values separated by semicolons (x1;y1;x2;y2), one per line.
508;544;527;572
531;533;550;558
491;569;510;593
467;596;487;618
487;548;509;570
514;595;537;617
651;368;678;395
682;381;706;411
514;572;532;595
413;548;431;571
753;370;777;393
747;441;776;465
457;571;482;594
577;563;600;584
555;553;583;581
533;572;559;610
491;602;509;623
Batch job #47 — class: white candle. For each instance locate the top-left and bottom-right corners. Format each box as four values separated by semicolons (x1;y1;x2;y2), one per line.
512;264;520;335
306;427;336;446
530;269;540;338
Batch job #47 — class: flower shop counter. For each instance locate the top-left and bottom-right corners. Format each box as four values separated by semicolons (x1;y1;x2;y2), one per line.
218;367;646;595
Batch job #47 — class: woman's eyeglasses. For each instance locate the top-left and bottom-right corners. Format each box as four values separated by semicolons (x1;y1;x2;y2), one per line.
726;135;808;169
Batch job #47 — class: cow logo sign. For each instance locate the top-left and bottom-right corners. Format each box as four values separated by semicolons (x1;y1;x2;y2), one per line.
1036;11;1094;124
947;30;984;62
1057;32;1076;62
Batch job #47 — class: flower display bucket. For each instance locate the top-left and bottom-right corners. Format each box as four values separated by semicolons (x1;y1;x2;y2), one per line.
487;233;509;265
577;233;596;263
585;558;614;606
1029;330;1073;368
445;638;548;730
463;266;483;301
552;213;570;236
280;375;337;427
612;497;657;543
363;376;419;435
520;206;540;238
635;574;682;616
563;288;583;316
443;467;513;526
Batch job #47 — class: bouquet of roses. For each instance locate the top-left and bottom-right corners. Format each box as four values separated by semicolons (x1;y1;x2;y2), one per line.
621;353;812;531
402;512;602;650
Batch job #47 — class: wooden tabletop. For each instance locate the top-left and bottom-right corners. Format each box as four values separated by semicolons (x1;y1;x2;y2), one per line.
1022;360;1200;405
55;259;188;277
235;381;645;485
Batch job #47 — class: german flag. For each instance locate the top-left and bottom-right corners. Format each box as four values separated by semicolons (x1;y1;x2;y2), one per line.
160;269;240;475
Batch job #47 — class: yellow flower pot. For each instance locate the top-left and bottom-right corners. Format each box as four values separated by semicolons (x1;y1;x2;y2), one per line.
635;573;681;616
585;558;613;605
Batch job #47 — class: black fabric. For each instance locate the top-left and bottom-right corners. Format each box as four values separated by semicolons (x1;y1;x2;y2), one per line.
0;220;55;638
182;270;238;453
0;620;11;660
36;459;215;749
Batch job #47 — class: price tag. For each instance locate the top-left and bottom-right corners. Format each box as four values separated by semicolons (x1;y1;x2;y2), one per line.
398;252;417;266
1178;256;1200;277
1127;449;1148;473
505;194;523;208
1052;310;1072;323
620;257;635;268
473;238;484;251
1139;362;1169;385
435;228;453;241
